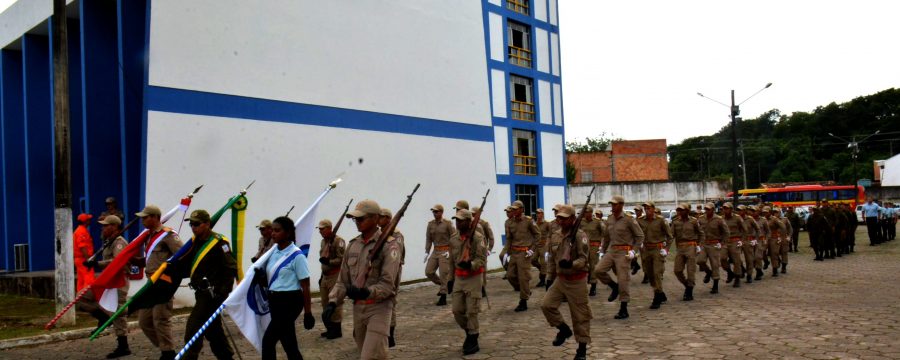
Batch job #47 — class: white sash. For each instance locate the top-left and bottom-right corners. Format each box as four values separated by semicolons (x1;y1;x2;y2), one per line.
145;229;174;258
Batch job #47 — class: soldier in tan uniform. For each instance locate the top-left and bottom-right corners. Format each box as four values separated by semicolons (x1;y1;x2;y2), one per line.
325;199;402;360
534;209;551;288
594;195;644;319
751;206;770;281
377;208;405;347
776;209;792;274
637;202;673;309
503;200;541;312
472;206;494;297
671;203;704;301
720;203;743;288
132;205;183;360
738;205;758;284
251;219;273;262
579;206;603;297
318;219;346;339
425;204;457;306
697;202;729;294
449;209;487;355
541;205;591;360
764;206;785;278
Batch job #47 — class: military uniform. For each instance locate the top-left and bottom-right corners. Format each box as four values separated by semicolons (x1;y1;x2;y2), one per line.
449;209;487;355
425;206;457;301
786;210;801;252
821;203;839;258
671;204;704;301
594;196;644;319
318;219;346;338
751;210;770;280
637;203;673;309
720;205;744;288
534;212;552;287
697;205;729;293
764;210;785;277
503;201;540;310
134;206;183;357
739;208;759;283
777;212;792;273
806;208;829;261
578;213;604;296
328;200;402;360
541;205;591;360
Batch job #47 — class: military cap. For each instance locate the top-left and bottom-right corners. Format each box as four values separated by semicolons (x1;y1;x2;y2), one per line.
316;219;332;229
380;208;393;218
105;196;116;204
642;201;655;208
452;209;473;220
608;195;625;204
722;202;734;209
704;202;716;210
430;204;444;212
510;200;524;209
135;205;162;217
556;205;577;218
99;215;121;225
185;209;211;223
347;199;381;218
256;219;272;229
454;200;470;210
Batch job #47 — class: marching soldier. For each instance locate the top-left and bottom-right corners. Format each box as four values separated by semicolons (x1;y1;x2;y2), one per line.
776;209;792;273
786;207;801;252
720;203;743;288
763;207;784;277
820;200;838;258
806;206;829;261
578;206;603;297
317;219;346;339
750;206;770;280
378;208;405;348
595;196;644;319
100;196;126;223
503;200;540;311
671;203;704;301
697;203;729;294
449;209;487;355
133;205;182;360
325;199;402;360
637;202;673;309
251;219;273;262
841;203;858;252
534;209;551;288
180;210;237;360
541;205;591;360
425;204;456;306
738;205;759;284
472;206;494;297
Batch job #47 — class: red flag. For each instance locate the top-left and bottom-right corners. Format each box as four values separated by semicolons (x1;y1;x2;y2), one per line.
90;230;149;301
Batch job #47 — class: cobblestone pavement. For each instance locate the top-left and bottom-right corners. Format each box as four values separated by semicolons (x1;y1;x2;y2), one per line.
5;229;900;359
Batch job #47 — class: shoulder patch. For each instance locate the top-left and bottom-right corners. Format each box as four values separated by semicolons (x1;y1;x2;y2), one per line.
115;243;125;250
221;243;231;253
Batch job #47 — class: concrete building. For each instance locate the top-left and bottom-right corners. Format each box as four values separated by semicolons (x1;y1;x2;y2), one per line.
567;139;668;184
0;0;566;298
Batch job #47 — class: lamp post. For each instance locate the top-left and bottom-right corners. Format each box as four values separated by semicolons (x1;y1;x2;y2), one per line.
698;83;772;205
828;130;880;205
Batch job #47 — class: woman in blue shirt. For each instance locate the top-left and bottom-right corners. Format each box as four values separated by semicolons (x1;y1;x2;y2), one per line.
261;216;314;360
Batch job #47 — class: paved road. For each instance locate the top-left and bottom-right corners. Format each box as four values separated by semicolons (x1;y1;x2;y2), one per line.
5;229;900;359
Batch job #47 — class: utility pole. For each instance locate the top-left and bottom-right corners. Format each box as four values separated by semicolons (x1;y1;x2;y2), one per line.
739;142;748;189
51;0;74;326
730;90;739;205
829;130;879;206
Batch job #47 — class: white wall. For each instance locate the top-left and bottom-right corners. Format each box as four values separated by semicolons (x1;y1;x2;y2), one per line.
535;28;550;74
543;185;566;209
551;32;561;76
488;12;504;62
534;0;548;23
552;83;563;125
0;0;75;48
145;111;507;294
883;154;900;186
494;126;510;175
568;180;732;211
540;132;564;178
149;0;491;126
538;80;552;124
491;69;507;118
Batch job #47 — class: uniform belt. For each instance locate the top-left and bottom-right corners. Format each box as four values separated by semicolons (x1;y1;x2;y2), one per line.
644;242;667;249
511;246;530;252
589;241;602;247
323;267;341;276
455;267;485;278
434;245;450;251
355;299;378;305
676;241;698;246
704;240;720;245
728;237;742;241
758;236;767;241
558;272;588;281
612;245;633;251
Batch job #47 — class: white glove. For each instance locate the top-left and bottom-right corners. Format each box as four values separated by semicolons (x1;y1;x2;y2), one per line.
443;252;450;259
598;251;605;258
750;240;758;246
696;246;702;253
423;252;430;263
544;252;550;263
714;243;722;249
501;254;510;265
526;249;534;258
626;250;636;260
737;241;743;247
486;250;492;257
660;249;668;257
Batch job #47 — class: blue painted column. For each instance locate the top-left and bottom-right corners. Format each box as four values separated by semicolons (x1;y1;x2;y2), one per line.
0;50;25;271
117;0;148;239
22;34;55;271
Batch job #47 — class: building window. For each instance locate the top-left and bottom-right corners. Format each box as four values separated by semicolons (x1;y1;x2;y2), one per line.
515;184;539;217
506;0;529;15
507;21;532;68
509;75;535;121
513;129;537;175
581;170;593;183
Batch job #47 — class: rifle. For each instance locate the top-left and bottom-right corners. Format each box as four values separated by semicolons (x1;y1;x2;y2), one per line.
460;189;490;262
322;199;353;260
353;184;419;288
560;186;595;263
285;205;295;217
84;216;140;268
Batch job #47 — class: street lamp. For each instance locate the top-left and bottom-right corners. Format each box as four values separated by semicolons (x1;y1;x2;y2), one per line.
698;83;773;206
828;130;880;205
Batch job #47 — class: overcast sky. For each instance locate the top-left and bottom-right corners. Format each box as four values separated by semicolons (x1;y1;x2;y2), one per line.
3;1;897;146
558;0;900;145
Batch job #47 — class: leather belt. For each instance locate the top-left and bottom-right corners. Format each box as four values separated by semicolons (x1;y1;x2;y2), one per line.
455;267;485;277
355;299;377;305
644;242;666;249
512;246;530;252
589;241;602;247
704;240;721;245
434;245;450;251
676;241;698;246
612;245;633;251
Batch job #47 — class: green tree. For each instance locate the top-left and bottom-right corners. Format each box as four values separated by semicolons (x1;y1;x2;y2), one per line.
565;132;622;153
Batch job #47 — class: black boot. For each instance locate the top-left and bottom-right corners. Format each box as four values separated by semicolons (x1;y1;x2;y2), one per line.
772;267;779;277
436;294;447;306
514;299;527;312
614;302;629;319
607;282;619;302
755;268;763;281
781;263;787;274
482;286;487;297
763;257;770;269
159;351;176;360
649;292;662;309
641;273;650;284
631;259;641;275
703;270;712;284
589;283;597;297
106;336;131;359
536;274;546;288
660;292;668;303
710;279;719;294
682;286;694;301
463;333;480;355
574;342;588;360
388;326;396;347
733;275;741;288
746;272;753;284
725;269;734;283
552;323;573;346
448;280;455;294
326;322;343;339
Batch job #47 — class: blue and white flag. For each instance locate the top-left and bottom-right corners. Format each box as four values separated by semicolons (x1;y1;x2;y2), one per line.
223;185;334;352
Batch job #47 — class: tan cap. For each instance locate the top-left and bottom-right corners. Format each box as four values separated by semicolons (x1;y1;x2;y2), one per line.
185;209;211;223
452;209;473;220
583;205;594;213
762;206;772;212
737;205;747;210
454;200;469;210
135;205;162;217
556;205;577;218
608;195;625;204
677;203;690;211
347;199;382;218
472;206;481;212
430;204;444;212
316;219;333;229
748;205;758;212
256;219;272;229
98;215;121;225
552;204;562;211
642;201;655;208
504;206;513;212
536;208;544;213
510;200;524;209
380;208;393;218
105;196;116;203
633;206;643;212
704;202;716;210
722;202;733;209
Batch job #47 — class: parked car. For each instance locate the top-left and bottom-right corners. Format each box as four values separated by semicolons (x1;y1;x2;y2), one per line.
794;207;809;230
855;205;865;224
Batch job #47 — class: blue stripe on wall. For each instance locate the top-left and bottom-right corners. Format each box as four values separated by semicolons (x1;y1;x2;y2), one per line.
145;86;495;143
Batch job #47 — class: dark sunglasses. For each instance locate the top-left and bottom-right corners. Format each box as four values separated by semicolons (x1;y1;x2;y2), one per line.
189;221;203;227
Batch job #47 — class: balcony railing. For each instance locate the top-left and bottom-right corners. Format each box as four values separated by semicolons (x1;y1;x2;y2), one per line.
506;0;529;15
510;100;535;121
508;45;532;68
514;154;537;175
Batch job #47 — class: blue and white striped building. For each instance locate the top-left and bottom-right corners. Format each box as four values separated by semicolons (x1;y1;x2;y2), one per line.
0;0;566;287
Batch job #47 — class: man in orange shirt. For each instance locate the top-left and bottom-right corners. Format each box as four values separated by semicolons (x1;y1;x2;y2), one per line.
74;213;95;291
